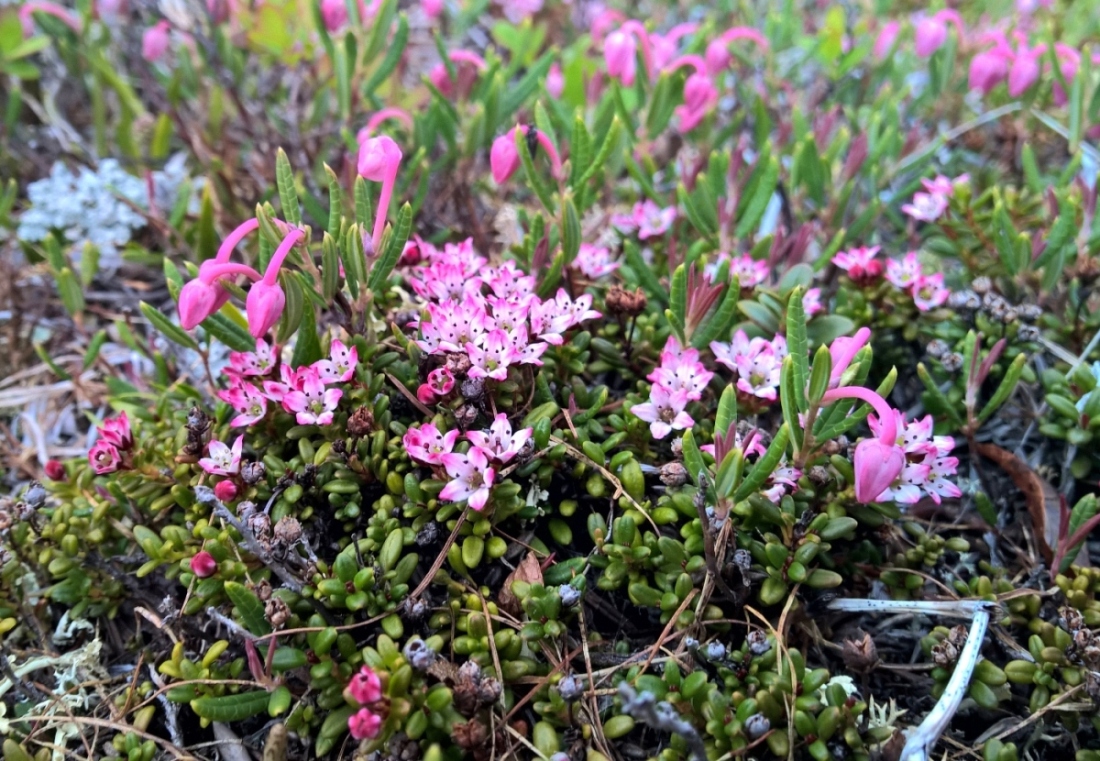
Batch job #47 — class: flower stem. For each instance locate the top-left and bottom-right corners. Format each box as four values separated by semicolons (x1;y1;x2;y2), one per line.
821;386;897;444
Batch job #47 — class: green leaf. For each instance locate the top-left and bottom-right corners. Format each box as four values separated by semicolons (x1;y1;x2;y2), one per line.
291;297;322;368
140;302;197;349
569;115;593;189
978;353;1027;424
779;356;803;457
669;264;687;337
715;384;737;436
334;41;351;120
275;270;305;345
196;185;218;262
364;14;409;98
577;117;621;188
83;330;108;371
201;312;255;352
342;223;365;300
734;424;790;502
738;299;781;334
369;202;413;295
561;195;581;267
786;286;808;411
516;126;556;212
324;164;344;238
322;233;340;302
623;240;666;306
806;315;855;345
223;581;272;635
501;51;554;115
682;430;706;487
354;176;373;230
34;342;72;381
690;278;739;349
677;183;718;238
806;344;833;405
192;691;271;722
275;148;301;226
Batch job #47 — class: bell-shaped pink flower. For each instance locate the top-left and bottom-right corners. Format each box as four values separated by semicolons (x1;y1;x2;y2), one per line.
852;437;907;503
969;47;1011;94
178;277;227;330
358;135;403;252
604;30;637;85
705;26;768;74
491;130;520;184
142;21;171;62
821;385;906;504
914;16;946;57
546;62;564;99
321;0;347;31
422;0;443;18
1008;46;1043;97
246;229;303;339
873;21;900;61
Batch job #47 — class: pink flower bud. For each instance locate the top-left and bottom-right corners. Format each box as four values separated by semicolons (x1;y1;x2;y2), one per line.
245;279;286;339
178;277;228;330
914;16;946;58
428;62;453;96
422;0;443;18
416;384;437;405
321;0;347;32
604;30;637;86
852;438;906;503
357;135;403;182
89;440;121;475
682;72;717;111
490;130;520;184
546;62;564;99
704;38;731;74
45;459;67;481
99;411;133;449
214;480;239;502
142;21;171;62
873;21;900;61
190;550;218;578
348;707;382;740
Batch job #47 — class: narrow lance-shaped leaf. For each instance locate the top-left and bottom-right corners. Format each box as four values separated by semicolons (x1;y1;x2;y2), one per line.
624;239;667;306
734;423;790;502
515;126;556;212
321;233;340;302
364;14;409;98
369;202;413;295
140;302;196;349
325;164;344;237
682;430;707;488
978;353;1027;424
715;384;737;436
275;148;301;226
786;286;809;411
779;356;803;459
669;263;687;339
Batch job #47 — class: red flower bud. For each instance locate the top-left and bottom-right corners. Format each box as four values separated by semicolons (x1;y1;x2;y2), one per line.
190;550;218;578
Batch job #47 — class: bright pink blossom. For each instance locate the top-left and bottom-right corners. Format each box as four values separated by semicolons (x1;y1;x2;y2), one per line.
547;62;564;98
142;21;171;62
1008;44;1044;97
358;135;403;252
467;414;532;463
213;480;238;502
89;440;121;474
572;244;619;279
348;708;383;740
283;368;342;425
190;551;218;578
873;21;900;61
100;412;133;449
631;384;694;439
833;246;882;283
630;200;676;239
912;273;949;311
218;382;269;427
404;423;460;466
491;131;520;184
321;0;347;31
199;435;244;476
349;666;383;705
901;192;948;222
822;387;904;503
440;447;496;510
315;339;358;384
228;340;277;377
885;252;923;290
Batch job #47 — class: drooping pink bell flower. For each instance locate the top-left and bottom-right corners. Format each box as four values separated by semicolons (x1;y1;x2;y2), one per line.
546;62;564;99
357;108;413;142
422;0;443;19
705;26;768;75
321;0;347;31
666;55;716;133
826;328;871;388
650;22;697;70
821;386;905;503
1007;42;1044;97
178;217;264;330
604;29;637;85
428;49;487;98
190;551;218;578
913;16;946;58
142;21;171;62
490;131;520;184
19;1;81;36
969;39;1013;94
246;228;304;339
357;135;403;253
872;21;900;61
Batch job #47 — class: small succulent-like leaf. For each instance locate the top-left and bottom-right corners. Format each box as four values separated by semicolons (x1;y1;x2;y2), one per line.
223;581;272;635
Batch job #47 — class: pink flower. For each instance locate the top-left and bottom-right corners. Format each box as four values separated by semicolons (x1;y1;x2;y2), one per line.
247;228;305;340
199;435;244;476
315;339;358;384
1052;44;1081;107
348;666;383;705
228;340;277;377
321;0;347;31
218;382;269;427
214;480;238;502
604;30;638;85
826;328;871;387
348;708;383;740
99;412;133;449
284;368;343;425
358;135;403;252
630;384;694;439
142;21;171;62
868;411;960;504
803;287;823;317
416;367;456;404
901;192;948;222
852;437;909;503
547;62;564;98
422;0;443;18
491;130;521;184
633;200;676;239
885;252;923;290
648;336;713;401
440;447;496;510
873;21;900;61
404;423;459;466
467;414;532;463
1008;45;1044;97
734;349;781;401
45;460;66;481
833;246;882;283
728;254;769;288
912;273;949;311
969;46;1012;94
190;551;218;578
89;440;121;475
914;16;947;58
572;243;619;278
705;26;768;74
467;329;521;381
